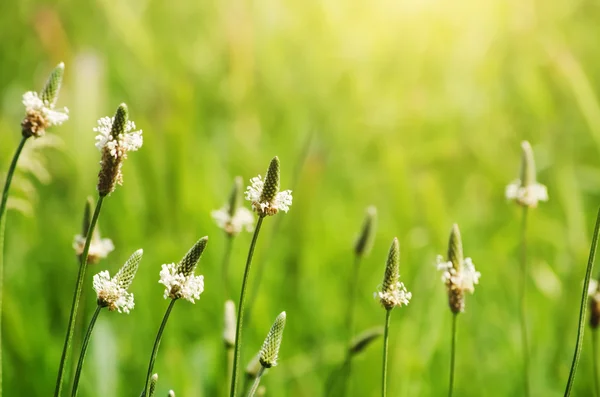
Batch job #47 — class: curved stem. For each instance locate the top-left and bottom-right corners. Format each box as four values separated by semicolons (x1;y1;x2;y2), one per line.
55;195;105;397
144;299;177;396
230;216;265;397
564;207;600;396
0;135;28;396
448;313;458;397
519;206;530;397
71;306;102;396
381;309;391;397
246;366;265;397
222;234;234;300
593;329;600;397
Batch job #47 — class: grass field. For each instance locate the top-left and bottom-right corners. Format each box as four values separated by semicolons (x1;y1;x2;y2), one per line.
2;0;600;395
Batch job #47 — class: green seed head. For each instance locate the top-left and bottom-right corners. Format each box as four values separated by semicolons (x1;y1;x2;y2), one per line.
114;249;143;290
259;156;280;204
519;141;536;188
354;206;377;257
447;224;463;273
259;311;286;368
148;373;158;397
177;236;208;276
227;176;244;218
382;238;400;293
111;103;129;139
41;62;65;107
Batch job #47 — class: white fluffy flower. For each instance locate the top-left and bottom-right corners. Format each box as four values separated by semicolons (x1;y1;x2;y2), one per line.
93;270;135;313
211;206;254;235
436;255;481;293
73;233;114;264
505;180;548;208
159;263;205;303
94;116;143;158
245;175;293;215
21;91;69;138
374;282;412;308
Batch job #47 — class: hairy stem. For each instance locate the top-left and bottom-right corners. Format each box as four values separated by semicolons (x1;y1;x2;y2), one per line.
55;195;105;397
71;306;102;396
381;309;391;397
246;367;265;397
144;299;177;396
564;208;600;396
230;216;265;397
519;206;530;397
448;313;458;397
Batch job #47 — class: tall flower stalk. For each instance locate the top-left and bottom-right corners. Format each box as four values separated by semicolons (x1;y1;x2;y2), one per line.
55;103;142;396
564;208;600;396
229;156;293;397
71;249;142;396
144;237;208;396
436;224;480;397
375;238;411;397
505;141;548;396
0;63;67;396
590;278;600;397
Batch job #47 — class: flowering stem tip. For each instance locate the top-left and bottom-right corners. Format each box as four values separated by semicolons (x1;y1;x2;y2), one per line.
245;156;293;217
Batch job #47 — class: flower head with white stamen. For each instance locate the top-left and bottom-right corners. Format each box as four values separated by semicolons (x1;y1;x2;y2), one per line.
245;156;293;217
374;237;412;310
505;141;548;208
213;176;255;235
159;237;207;303
93;249;143;313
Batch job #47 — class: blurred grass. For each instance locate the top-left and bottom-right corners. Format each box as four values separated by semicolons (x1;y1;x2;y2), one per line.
2;0;600;395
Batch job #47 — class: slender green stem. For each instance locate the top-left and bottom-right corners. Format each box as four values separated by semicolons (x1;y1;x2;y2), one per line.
564;208;600;396
246;366;265;397
381;309;391;397
226;346;234;396
340;255;361;396
55;195;105;397
144;299;177;396
519;206;530;397
222;234;234;300
448;313;458;397
230;216;265;397
593;329;600;397
0;135;28;396
71;306;102;396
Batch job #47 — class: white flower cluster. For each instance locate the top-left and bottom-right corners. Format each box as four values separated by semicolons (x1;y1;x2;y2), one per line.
375;282;412;308
22;91;69;127
94;116;143;158
505;180;548;208
73;234;114;263
211;206;254;235
159;263;204;303
436;255;481;293
92;270;135;313
245;175;293;214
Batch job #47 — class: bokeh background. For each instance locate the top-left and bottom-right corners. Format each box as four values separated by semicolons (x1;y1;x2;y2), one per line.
1;0;600;395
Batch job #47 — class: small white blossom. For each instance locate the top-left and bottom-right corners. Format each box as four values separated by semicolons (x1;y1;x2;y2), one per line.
94;116;143;158
505;180;548;208
73;233;114;264
21;91;69;138
374;282;412;308
93;270;135;313
159;263;204;303
436;255;481;293
245;175;293;215
211;206;254;235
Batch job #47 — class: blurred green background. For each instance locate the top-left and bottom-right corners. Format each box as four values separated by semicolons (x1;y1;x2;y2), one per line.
2;0;600;395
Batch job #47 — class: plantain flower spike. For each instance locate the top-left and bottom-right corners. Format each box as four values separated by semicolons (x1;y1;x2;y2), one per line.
73;196;114;264
93;249;143;313
259;311;287;368
375;238;412;310
354;205;377;257
95;103;143;196
212;176;254;235
436;224;480;313
589;279;600;329
21;62;69;138
223;300;236;347
505;141;548;208
245;156;293;217
159;237;207;303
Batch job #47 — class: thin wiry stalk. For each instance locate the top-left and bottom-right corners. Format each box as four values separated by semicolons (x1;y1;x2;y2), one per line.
55;195;105;397
230;216;265;397
246;367;265;397
222;234;234;300
564;208;600;396
448;313;457;397
519;206;530;396
71;306;102;396
341;255;362;395
144;299;177;396
0;135;28;396
381;309;391;397
226;346;234;396
593;329;600;397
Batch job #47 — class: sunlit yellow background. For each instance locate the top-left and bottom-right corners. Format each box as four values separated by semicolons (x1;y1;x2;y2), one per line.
1;0;600;395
